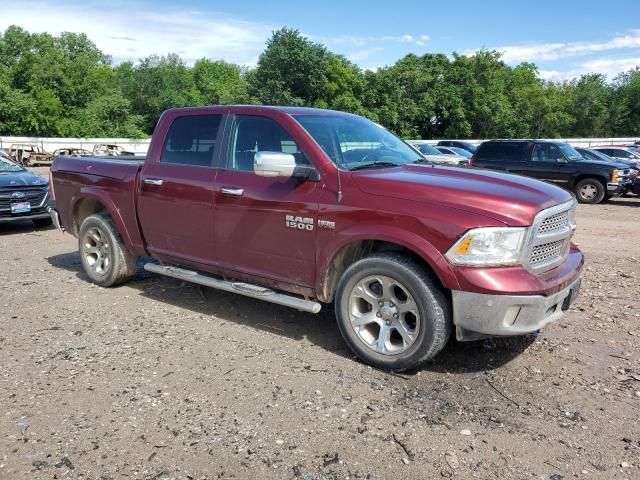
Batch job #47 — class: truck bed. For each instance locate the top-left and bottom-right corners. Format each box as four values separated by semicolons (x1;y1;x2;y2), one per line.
51;155;147;255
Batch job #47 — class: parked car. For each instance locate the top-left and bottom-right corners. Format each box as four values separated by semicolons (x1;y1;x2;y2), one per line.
92;144;136;156
435;146;473;158
437;140;478;154
408;141;467;166
471;140;635;204
0;149;14;162
590;146;640;169
0;154;52;226
8;144;52;167
52;148;92;157
49;106;583;372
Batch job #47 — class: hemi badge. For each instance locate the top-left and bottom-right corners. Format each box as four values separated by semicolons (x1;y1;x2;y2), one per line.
318;220;335;230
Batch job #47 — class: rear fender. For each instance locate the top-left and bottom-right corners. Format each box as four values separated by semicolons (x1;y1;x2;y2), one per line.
70;187;137;252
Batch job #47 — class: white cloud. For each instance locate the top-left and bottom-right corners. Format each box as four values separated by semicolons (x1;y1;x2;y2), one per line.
465;30;640;64
0;0;273;66
582;56;640;77
324;33;430;47
539;56;640;81
347;47;384;62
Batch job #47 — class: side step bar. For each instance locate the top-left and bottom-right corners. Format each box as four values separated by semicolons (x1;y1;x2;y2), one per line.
143;263;322;314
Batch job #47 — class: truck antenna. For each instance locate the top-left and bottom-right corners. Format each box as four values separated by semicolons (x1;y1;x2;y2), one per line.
336;164;343;203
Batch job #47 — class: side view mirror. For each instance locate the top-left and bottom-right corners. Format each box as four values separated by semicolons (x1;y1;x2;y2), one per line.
556;157;569;164
254;151;296;178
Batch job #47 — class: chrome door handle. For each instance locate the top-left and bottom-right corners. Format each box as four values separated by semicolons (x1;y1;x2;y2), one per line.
143;178;163;186
221;187;244;196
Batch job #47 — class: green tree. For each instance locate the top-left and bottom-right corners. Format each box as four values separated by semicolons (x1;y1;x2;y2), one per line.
192;59;248;105
249;28;330;105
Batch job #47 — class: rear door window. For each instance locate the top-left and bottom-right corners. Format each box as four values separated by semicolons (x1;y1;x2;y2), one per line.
161;115;223;167
475;142;527;162
532;144;564;162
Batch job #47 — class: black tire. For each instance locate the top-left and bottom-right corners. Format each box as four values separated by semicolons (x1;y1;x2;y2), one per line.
32;217;52;228
574;178;605;204
78;213;138;287
334;253;451;372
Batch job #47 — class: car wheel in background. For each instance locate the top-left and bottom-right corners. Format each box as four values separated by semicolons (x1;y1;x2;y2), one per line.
574;178;605;204
33;218;52;228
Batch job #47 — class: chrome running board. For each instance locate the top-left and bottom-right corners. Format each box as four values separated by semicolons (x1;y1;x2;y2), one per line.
143;263;322;314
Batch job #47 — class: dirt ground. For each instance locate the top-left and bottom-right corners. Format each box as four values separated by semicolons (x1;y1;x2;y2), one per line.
1;169;639;480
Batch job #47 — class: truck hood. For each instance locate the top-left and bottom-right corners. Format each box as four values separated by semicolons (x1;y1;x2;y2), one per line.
351;164;572;226
577;158;630;169
0;169;48;188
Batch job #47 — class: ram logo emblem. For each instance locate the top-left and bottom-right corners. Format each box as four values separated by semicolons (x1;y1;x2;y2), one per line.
286;215;314;231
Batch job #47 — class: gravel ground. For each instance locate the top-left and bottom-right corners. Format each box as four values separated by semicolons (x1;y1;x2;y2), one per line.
1;170;639;479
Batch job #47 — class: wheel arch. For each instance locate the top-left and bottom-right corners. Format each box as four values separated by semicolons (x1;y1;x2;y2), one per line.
71;190;134;250
316;228;459;303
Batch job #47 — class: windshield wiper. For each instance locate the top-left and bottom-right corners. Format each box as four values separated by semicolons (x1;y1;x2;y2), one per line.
412;157;434;164
349;161;401;171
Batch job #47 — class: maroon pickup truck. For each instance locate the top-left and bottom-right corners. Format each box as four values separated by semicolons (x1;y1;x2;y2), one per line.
49;106;583;371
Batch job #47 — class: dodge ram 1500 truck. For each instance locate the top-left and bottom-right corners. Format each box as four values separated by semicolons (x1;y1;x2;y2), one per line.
49;106;583;371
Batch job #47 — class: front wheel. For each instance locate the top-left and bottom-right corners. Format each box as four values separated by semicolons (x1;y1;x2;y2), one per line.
574;178;605;204
78;213;138;287
334;253;451;372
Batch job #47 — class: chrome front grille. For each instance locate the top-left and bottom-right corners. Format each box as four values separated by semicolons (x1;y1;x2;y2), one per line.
538;210;569;235
530;240;565;266
525;200;576;272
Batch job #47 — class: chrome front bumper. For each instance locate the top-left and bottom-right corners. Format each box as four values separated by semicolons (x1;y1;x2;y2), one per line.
452;276;582;341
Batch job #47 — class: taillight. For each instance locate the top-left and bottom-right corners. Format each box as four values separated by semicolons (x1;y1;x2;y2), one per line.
468;155;475;167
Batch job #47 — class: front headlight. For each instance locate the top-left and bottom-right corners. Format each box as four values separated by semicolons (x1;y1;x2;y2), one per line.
446;227;527;266
611;169;626;183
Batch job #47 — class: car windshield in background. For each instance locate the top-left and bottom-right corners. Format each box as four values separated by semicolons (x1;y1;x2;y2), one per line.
559;143;583;161
293;114;420;170
579;149;613;162
416;144;441;155
0;156;24;173
449;147;473;158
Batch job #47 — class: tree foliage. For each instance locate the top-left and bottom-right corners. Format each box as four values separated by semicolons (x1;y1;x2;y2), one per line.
1;26;640;139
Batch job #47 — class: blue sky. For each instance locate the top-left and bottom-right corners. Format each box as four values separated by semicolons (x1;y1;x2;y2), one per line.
2;0;640;79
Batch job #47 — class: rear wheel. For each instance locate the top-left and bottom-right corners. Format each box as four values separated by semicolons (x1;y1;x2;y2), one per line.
574;178;605;204
334;253;451;372
78;213;138;287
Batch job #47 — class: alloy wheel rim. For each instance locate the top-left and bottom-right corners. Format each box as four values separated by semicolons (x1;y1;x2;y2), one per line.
579;184;597;200
348;275;420;355
82;227;111;275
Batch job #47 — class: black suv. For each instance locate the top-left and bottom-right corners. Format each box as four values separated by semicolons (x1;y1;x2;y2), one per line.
471;140;635;204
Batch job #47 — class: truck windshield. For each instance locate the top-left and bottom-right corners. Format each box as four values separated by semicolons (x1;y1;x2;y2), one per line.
559;143;583;161
293;114;421;170
0;157;24;173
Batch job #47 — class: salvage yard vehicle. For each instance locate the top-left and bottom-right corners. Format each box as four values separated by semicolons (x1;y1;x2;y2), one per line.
52;147;91;157
49;106;584;371
407;141;467;166
471;140;636;204
0;154;52;226
590;146;640;169
437;140;478;154
8;144;52;167
92;143;135;156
